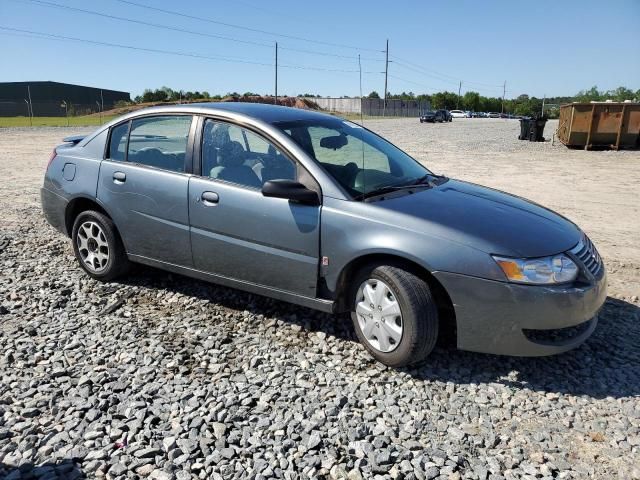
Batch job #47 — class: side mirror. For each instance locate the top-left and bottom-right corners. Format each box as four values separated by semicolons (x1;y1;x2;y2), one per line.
262;180;320;206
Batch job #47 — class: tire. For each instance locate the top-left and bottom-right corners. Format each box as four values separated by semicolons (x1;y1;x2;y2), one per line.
71;210;130;281
350;265;439;367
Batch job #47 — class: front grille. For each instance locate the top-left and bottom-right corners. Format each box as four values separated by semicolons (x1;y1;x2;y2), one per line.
570;234;603;277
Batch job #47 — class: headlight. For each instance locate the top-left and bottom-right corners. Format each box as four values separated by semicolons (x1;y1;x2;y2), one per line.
492;254;578;284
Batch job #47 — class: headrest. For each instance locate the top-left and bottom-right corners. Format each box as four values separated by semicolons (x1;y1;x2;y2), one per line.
218;141;246;167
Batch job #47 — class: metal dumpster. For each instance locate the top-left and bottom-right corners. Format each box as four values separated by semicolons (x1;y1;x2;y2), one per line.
557;102;640;150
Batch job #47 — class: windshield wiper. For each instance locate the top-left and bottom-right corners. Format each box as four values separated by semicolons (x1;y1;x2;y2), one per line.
410;173;448;186
354;182;431;201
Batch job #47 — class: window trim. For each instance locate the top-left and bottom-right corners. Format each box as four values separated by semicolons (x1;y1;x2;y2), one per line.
105;113;196;175
197;116;321;196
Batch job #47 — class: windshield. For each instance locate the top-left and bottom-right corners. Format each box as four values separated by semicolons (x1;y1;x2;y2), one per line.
274;118;431;198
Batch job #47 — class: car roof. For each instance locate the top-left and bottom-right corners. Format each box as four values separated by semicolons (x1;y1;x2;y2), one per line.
123;102;336;125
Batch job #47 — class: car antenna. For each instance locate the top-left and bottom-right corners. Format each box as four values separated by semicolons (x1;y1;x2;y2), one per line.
358;54;364;128
358;54;366;196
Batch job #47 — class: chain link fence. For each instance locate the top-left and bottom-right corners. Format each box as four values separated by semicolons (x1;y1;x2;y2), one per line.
0;101;113;127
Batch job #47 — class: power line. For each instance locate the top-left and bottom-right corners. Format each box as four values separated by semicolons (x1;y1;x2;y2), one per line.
391;60;506;96
391;54;505;90
19;0;384;62
0;26;362;73
112;0;383;53
387;74;440;92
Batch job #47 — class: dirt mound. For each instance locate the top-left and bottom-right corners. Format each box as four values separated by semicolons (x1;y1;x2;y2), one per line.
221;95;320;110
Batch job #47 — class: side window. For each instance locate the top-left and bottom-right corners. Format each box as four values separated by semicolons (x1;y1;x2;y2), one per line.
202;119;296;189
126;116;192;173
108;122;129;161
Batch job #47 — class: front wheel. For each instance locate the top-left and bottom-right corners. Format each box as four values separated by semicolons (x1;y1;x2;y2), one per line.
350;265;439;367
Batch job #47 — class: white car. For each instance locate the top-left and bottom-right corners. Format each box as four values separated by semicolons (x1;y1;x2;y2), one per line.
450;110;466;118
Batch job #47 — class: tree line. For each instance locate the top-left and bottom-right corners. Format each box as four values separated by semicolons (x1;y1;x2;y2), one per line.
366;86;639;117
132;87;269;103
131;85;638;118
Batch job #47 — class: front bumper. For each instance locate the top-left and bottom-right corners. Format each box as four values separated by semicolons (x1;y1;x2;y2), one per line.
433;270;607;356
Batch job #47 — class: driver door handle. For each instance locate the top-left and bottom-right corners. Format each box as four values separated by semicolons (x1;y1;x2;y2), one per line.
201;191;219;205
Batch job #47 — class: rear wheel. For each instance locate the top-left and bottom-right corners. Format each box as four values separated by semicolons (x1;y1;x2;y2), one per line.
350;265;439;367
71;210;130;281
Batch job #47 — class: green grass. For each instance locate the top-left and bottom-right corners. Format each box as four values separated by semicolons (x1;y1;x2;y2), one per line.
0;115;118;128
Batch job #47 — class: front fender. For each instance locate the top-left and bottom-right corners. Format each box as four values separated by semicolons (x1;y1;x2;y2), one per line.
320;197;505;294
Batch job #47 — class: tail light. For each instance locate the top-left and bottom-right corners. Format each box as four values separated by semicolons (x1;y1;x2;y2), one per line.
47;149;57;171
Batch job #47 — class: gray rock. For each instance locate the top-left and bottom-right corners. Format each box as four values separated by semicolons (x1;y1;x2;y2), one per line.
134;447;163;458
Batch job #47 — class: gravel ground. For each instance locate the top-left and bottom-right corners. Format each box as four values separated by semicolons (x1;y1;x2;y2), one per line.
0;120;639;480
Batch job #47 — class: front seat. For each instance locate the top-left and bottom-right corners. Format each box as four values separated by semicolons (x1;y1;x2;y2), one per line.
210;141;262;188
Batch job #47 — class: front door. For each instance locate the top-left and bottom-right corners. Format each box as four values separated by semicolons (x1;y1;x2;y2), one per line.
97;115;194;267
188;119;320;297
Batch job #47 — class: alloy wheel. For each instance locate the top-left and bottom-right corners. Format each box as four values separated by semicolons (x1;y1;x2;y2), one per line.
76;221;109;273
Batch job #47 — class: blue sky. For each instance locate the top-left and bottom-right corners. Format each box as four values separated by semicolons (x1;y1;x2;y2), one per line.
1;0;639;99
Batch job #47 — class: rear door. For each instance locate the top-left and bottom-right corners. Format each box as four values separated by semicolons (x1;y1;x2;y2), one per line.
188;118;320;297
97;115;195;267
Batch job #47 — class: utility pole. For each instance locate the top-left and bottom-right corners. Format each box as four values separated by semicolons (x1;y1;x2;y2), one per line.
541;94;546;117
274;42;278;105
96;101;102;124
457;81;462;109
501;80;506;114
100;89;104;113
383;39;389;117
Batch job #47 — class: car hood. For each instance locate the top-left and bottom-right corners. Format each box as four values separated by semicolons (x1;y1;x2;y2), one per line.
374;179;581;257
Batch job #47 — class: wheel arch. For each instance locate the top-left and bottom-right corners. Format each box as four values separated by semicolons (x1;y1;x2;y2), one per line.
64;196;114;237
332;253;456;340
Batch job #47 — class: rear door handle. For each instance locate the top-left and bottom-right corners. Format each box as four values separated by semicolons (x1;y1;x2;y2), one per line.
113;171;126;183
201;191;219;205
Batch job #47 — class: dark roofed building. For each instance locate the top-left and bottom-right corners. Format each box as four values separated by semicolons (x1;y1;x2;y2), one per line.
0;81;130;117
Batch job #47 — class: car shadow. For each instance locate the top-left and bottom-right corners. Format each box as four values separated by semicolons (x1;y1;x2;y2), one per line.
0;460;85;479
118;265;357;342
406;296;640;399
119;266;639;399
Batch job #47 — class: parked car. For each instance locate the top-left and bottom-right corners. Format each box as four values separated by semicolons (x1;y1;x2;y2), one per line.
419;110;445;123
42;103;606;367
437;109;452;122
488;112;501;118
449;110;466;118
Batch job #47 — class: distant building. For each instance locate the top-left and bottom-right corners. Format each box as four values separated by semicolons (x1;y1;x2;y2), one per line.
0;81;130;117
